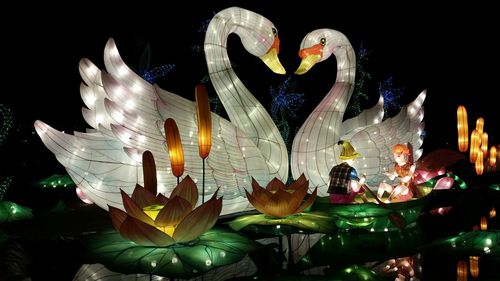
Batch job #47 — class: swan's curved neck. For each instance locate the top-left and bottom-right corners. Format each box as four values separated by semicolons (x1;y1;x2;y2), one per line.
204;9;289;182
333;42;356;85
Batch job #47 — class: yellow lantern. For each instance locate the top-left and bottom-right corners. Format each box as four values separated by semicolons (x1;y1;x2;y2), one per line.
457;106;469;152
475;150;484;175
480;216;487;230
481;132;488;157
469;256;479;278
164;118;184;178
195;84;212;159
457;260;468;281
475;117;484;134
489;146;497;167
470;130;480;163
490;207;496;218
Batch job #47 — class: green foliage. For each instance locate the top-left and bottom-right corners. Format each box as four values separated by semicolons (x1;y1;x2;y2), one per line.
85;227;261;279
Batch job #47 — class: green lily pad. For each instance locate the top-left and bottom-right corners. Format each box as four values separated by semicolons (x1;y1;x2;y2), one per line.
0;200;33;223
297;226;424;269
420;230;500;256
84;227;261;279
229;212;336;234
328;264;387;281
309;199;423;231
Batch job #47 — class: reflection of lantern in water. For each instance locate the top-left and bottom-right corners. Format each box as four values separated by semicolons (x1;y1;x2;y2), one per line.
470;130;480;163
489;146;497;167
490;207;496;218
469;256;479;278
480;216;487;230
457;260;468;281
457;106;469;152
481;132;488;156
475;150;484;175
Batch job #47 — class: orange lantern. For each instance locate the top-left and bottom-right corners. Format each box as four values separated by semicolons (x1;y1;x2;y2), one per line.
480;216;487;230
470;130;480;163
457;106;469;152
481;132;488;156
490;207;496;218
457;260;468;281
489;146;497;167
475;117;484;134
195;84;212;159
469;256;479;278
475;150;484;175
164;118;184;178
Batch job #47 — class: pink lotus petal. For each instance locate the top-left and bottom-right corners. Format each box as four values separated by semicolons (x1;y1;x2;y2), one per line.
121;190;154;225
155;196;192;227
433;177;454;190
119;216;175;246
132;184;161;208
174;191;222;243
109;206;127;231
170;175;198;208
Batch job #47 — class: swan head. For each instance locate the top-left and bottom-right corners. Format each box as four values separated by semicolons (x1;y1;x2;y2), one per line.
295;28;351;75
258;27;286;74
206;7;286;74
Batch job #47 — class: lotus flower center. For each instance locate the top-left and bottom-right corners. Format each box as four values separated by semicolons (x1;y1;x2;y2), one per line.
143;204;175;237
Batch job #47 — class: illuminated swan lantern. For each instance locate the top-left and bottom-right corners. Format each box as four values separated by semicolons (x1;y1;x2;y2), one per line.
34;7;288;215
291;28;426;195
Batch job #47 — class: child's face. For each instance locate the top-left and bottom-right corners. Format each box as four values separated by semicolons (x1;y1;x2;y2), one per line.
394;152;407;165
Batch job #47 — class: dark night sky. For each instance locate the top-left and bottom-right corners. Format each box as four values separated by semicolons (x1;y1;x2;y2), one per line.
2;2;499;186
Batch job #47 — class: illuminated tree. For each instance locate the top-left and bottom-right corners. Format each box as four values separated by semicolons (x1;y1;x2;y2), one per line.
269;77;304;151
379;77;405;119
346;43;372;118
0;104;14;200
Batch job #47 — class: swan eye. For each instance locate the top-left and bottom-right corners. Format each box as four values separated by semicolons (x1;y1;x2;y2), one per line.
272;27;278;36
320;38;326;46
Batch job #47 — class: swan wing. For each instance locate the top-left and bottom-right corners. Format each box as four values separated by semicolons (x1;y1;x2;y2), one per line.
347;90;426;186
35;39;276;215
341;95;385;136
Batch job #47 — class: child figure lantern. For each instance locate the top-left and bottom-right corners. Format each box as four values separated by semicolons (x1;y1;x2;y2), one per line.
327;140;367;204
377;143;416;202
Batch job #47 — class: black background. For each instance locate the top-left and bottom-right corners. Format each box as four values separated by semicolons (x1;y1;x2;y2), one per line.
3;1;499;189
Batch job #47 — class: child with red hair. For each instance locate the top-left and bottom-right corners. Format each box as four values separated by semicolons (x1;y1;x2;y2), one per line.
377;143;416;202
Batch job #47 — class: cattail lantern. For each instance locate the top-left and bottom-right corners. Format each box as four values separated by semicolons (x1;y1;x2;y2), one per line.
481;132;488;156
457;106;469;152
476;117;484;134
475;149;484;175
195;84;212;159
195;84;212;203
489;146;497;167
164;118;184;180
470;130;480;163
